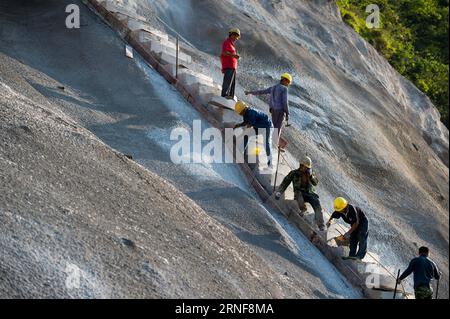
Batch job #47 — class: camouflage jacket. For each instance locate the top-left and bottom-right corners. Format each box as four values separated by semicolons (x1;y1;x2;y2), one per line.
278;168;318;195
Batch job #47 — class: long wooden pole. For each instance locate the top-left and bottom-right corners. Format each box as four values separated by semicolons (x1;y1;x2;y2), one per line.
393;269;401;299
273;147;282;192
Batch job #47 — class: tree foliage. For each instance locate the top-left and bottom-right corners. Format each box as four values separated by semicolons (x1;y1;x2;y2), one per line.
337;0;449;128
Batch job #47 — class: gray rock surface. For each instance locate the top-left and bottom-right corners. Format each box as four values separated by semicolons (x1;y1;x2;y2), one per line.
0;0;360;298
143;0;449;297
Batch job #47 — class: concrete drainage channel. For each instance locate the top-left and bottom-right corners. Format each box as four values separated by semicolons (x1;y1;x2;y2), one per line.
83;0;412;299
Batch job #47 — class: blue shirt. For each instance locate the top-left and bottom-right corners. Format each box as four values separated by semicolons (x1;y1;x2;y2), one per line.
243;108;273;129
250;83;289;115
399;255;440;289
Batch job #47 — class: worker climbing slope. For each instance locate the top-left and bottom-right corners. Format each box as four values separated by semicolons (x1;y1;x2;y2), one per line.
275;156;326;231
397;246;441;299
221;28;241;99
245;73;292;147
327;197;369;260
234;101;273;168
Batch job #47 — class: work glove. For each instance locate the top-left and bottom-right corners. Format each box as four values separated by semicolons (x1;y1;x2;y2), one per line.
326;221;332;228
343;232;351;240
275;192;282;200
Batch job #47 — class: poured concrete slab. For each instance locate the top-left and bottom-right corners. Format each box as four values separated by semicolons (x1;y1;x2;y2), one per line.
127;19;161;35
163;63;189;78
113;12;129;22
149;38;177;52
158;51;192;66
206;104;241;128
178;69;214;87
188;82;221;105
209;96;236;111
137;29;169;42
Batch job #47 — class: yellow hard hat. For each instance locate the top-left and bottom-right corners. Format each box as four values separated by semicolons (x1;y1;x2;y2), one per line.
229;28;241;38
334;197;348;212
235;101;247;114
300;156;312;169
281;73;292;84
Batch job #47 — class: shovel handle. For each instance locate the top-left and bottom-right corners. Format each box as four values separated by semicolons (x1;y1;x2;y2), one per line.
393;269;401;299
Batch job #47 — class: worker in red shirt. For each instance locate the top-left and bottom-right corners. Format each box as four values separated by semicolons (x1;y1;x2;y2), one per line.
221;28;241;99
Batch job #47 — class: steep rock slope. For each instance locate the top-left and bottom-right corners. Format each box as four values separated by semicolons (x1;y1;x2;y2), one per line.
142;0;449;296
0;64;296;298
0;0;360;298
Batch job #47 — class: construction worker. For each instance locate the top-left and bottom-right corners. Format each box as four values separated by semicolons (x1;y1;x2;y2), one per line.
275;156;325;231
234;101;273;168
326;197;369;260
221;28;241;99
245;73;292;146
397;246;441;299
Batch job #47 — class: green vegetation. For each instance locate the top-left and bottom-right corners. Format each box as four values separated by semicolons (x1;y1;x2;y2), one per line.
337;0;449;128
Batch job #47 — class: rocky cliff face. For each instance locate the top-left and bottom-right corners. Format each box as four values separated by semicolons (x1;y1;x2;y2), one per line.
0;0;447;298
0;60;300;298
0;0;360;298
142;0;449;297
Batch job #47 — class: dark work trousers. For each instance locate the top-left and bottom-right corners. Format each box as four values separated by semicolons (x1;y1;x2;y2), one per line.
349;218;369;259
243;127;272;165
221;68;236;98
271;109;285;132
270;109;285;147
414;286;433;299
296;191;325;228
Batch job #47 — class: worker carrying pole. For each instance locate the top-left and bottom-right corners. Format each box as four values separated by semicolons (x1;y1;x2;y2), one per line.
234;101;274;168
275;156;326;231
326;197;369;260
245;73;292;148
221;28;241;99
397;246;442;299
